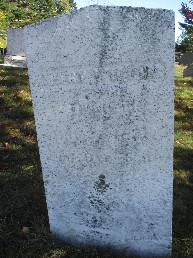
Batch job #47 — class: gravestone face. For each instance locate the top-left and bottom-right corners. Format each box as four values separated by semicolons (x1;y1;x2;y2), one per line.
4;28;27;68
7;28;25;56
24;6;175;257
179;51;193;65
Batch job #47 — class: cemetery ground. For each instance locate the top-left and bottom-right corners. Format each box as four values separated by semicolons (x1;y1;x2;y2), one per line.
0;60;193;258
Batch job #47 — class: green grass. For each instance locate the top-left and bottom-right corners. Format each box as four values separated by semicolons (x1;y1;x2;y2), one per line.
173;63;193;257
0;62;193;257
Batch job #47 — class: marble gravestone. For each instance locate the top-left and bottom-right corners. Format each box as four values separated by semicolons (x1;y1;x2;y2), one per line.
24;6;175;257
183;64;193;77
179;51;193;66
7;27;25;56
4;28;27;68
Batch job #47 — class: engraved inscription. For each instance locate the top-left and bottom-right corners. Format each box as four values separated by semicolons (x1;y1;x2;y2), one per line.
126;235;160;241
47;61;166;87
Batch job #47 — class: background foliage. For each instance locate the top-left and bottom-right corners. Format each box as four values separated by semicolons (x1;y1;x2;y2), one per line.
0;0;76;48
177;1;193;52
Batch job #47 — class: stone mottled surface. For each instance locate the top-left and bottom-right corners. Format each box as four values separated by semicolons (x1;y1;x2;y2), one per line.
24;6;175;257
179;51;193;65
7;28;25;56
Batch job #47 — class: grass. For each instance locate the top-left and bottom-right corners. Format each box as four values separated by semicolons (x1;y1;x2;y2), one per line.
173;63;193;257
0;60;193;257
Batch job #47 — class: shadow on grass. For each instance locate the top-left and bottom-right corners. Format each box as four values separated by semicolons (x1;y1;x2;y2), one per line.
0;66;50;258
173;146;193;257
175;79;193;87
175;108;193;126
0;67;29;86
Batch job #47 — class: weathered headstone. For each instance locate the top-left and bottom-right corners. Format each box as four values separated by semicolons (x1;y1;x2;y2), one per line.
7;27;25;56
183;63;193;77
24;6;175;257
179;51;193;66
4;28;27;68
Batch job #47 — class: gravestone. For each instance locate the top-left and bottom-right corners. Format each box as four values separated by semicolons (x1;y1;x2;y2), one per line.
179;51;193;66
183;64;193;77
24;6;175;257
4;28;27;68
7;27;25;56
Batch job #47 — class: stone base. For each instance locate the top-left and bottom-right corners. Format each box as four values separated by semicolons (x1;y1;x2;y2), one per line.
4;54;27;68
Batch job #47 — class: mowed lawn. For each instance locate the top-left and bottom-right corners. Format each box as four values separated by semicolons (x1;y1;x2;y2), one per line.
0;61;193;257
